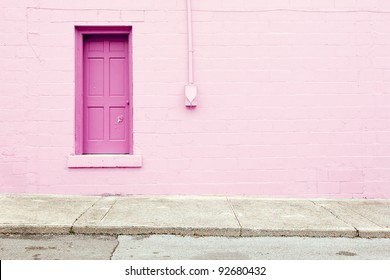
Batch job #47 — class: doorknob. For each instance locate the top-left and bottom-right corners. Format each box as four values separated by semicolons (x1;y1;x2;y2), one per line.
117;115;124;124
126;100;129;105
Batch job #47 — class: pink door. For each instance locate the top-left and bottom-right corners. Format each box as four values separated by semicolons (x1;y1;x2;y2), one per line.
83;35;130;154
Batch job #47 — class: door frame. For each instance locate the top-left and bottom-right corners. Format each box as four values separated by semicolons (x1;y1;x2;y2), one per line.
75;26;133;155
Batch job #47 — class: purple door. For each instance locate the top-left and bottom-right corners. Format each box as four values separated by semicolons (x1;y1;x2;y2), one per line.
83;35;130;154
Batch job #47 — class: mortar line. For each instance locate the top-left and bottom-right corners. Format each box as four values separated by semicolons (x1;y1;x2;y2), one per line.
26;7;145;12
226;197;243;237
310;200;359;237
26;6;390;14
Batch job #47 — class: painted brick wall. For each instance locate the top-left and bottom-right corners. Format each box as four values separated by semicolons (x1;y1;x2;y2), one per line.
1;0;390;197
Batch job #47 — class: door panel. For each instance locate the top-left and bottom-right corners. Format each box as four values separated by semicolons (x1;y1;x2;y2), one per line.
88;40;104;52
83;35;130;154
109;40;125;52
88;58;104;96
109;58;125;96
87;107;104;140
109;107;126;140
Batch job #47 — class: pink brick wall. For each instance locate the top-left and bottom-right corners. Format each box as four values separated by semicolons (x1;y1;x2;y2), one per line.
1;0;390;198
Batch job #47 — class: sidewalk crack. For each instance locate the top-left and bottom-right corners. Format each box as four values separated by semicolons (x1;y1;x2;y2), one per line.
311;200;360;237
336;201;385;229
100;198;118;222
226;197;243;237
70;197;103;233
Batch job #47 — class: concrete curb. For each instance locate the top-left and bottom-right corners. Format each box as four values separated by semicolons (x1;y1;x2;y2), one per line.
240;228;358;238
0;225;72;235
359;229;390;239
72;226;242;237
0;225;372;238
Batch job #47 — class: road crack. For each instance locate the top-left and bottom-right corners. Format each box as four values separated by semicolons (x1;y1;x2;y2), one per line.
110;236;120;260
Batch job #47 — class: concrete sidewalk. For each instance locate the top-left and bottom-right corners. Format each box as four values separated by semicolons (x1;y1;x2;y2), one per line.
0;194;389;238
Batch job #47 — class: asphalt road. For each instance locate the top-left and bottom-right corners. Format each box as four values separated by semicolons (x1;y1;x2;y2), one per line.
1;234;390;260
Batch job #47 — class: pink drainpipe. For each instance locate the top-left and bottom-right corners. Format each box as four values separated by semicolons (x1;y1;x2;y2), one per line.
187;0;194;84
185;0;197;106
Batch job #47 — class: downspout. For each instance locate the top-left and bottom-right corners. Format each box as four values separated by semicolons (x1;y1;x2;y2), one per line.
185;0;197;107
187;0;194;85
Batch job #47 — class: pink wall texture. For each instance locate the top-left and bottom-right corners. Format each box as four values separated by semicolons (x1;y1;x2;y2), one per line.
1;0;390;198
